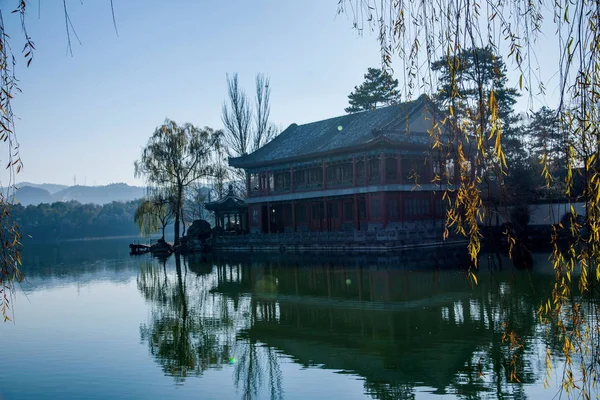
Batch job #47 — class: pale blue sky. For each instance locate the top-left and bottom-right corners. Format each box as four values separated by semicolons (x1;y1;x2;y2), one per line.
4;1;560;187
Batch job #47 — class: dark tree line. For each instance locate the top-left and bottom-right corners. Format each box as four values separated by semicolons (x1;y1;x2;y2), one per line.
11;200;145;241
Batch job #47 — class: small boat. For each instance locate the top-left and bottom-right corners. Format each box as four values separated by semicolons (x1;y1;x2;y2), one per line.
129;243;151;255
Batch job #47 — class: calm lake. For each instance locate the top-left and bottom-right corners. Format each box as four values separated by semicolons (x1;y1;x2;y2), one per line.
0;238;574;399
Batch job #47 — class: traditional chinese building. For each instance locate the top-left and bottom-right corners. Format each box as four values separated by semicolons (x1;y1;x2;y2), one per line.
204;184;249;233
229;95;460;235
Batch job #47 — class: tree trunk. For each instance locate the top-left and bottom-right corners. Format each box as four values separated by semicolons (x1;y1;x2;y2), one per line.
181;208;186;236
174;209;180;247
174;183;183;247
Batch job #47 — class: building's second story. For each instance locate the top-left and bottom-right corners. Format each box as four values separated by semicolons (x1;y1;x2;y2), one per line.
229;95;475;199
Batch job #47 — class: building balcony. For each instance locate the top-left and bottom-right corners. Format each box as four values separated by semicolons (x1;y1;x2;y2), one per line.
272;186;292;194
326;179;353;188
293;182;323;192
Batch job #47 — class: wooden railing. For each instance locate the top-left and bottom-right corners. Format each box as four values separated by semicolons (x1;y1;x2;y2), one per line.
213;226;451;246
326;179;353;188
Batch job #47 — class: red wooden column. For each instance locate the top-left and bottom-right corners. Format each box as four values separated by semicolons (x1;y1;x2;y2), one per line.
380;152;386;185
266;203;271;233
265;172;270;195
264;172;269;194
322;161;327;190
397;156;404;226
397;156;403;184
246;173;251;197
259;173;264;195
354;194;360;231
323;198;328;232
382;191;388;229
291;167;295;192
352;157;357;187
292;201;296;232
366;194;371;228
364;155;368;186
399;192;404;227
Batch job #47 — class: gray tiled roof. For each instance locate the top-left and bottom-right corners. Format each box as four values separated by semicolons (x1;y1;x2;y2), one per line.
230;94;437;168
205;185;246;211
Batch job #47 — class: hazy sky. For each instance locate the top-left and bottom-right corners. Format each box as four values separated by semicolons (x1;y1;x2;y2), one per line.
3;1;560;187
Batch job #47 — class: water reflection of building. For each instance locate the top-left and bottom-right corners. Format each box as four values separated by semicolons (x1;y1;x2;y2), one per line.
209;254;547;399
138;252;553;399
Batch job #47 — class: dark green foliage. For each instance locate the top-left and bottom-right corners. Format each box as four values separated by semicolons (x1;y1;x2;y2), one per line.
345;68;400;113
432;47;523;163
432;47;519;118
501;162;542;204
526;107;563;172
10;200;144;241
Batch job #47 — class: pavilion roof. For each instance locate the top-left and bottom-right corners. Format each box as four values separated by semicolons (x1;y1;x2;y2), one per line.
229;94;443;169
204;185;246;212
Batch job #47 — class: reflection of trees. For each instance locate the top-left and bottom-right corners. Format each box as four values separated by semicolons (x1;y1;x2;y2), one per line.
139;256;201;383
137;252;574;399
137;259;169;304
138;256;283;399
235;306;283;400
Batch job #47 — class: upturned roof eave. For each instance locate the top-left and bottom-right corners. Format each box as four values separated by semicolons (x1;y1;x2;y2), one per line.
205;199;247;212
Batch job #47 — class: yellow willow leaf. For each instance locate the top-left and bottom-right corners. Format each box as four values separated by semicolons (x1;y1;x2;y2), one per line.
470;272;478;285
519;74;523;90
489;90;497;108
500;150;507;169
586;153;596;169
494;129;503;155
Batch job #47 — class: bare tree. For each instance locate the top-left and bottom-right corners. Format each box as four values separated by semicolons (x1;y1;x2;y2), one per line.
222;73;252;157
253;74;278;152
221;73;279;197
183;182;210;223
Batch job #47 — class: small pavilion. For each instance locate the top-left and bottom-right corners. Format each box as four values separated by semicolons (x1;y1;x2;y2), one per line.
205;185;248;233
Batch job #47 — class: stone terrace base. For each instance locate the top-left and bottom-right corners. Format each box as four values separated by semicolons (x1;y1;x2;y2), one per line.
212;229;467;254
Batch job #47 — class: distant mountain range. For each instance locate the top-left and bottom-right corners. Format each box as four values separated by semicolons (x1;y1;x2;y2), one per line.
17;182;69;195
13;182;147;206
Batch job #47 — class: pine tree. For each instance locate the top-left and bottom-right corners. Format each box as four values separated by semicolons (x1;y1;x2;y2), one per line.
432;47;523;166
526;107;563;172
345;68;401;113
